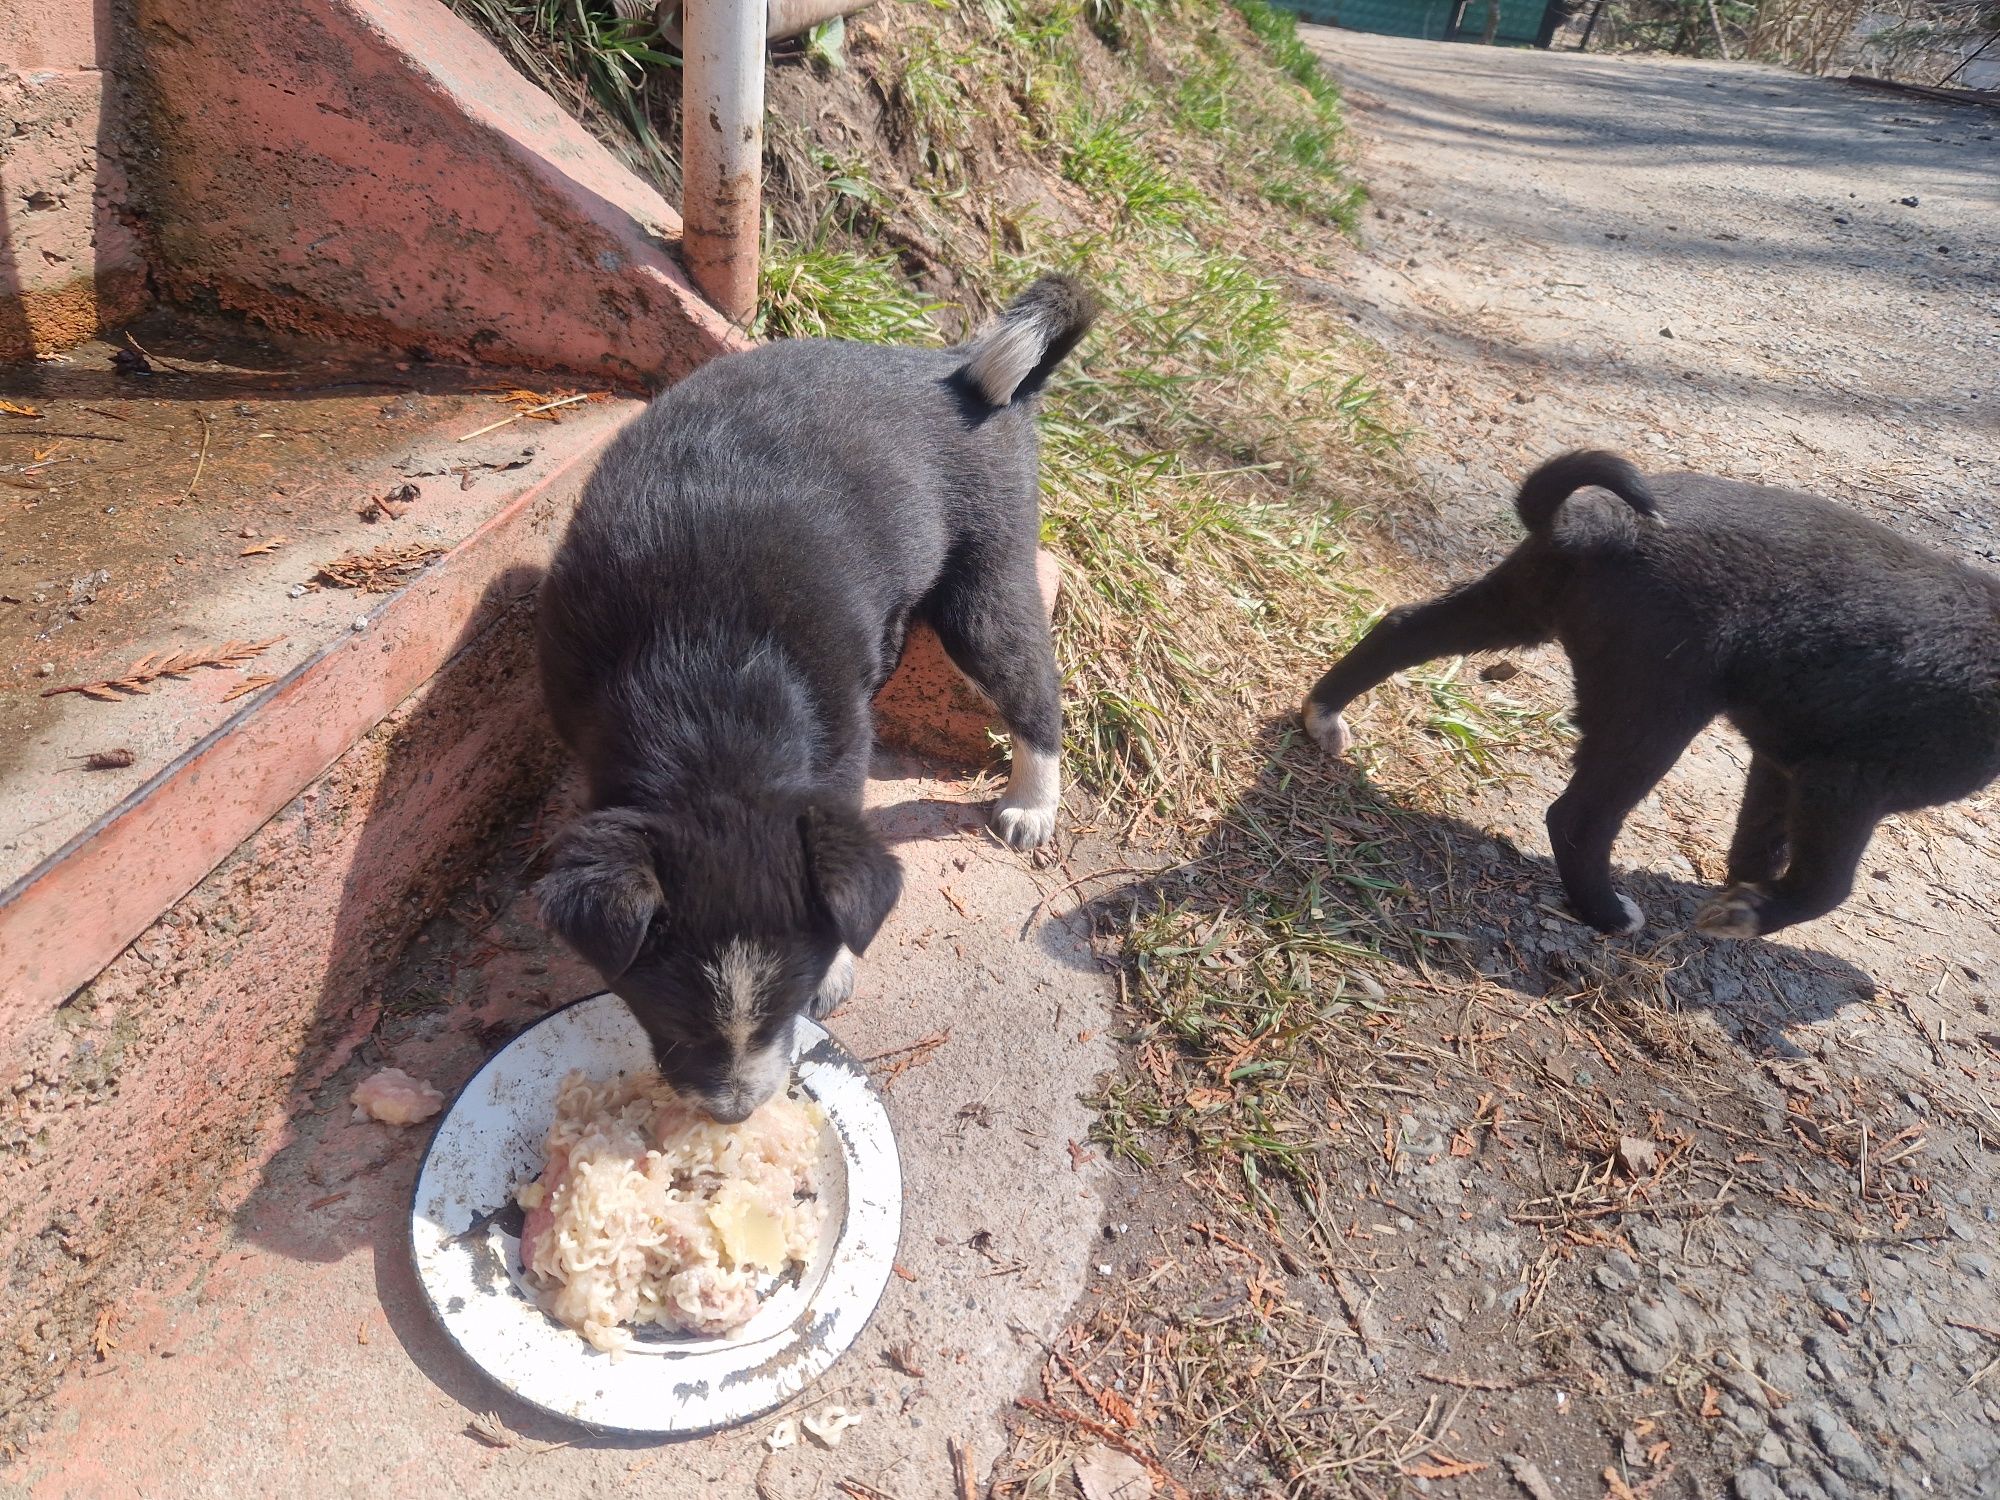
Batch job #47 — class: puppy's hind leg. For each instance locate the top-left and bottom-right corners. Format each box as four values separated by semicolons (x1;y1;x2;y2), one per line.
927;566;1065;850
1699;764;1880;939
1546;670;1709;934
1304;566;1548;756
1724;753;1793;886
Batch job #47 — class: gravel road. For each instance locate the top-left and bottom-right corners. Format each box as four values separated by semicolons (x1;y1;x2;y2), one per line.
1299;31;2000;1500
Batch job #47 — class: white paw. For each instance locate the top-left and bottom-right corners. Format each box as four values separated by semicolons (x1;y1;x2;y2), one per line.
809;946;856;1019
1695;887;1763;940
992;801;1058;849
1609;893;1645;937
1303;701;1352;755
992;745;1061;850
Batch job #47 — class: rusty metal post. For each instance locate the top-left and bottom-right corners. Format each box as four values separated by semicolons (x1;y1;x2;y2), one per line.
681;0;766;327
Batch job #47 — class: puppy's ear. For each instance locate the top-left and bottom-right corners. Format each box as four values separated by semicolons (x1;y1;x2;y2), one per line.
801;807;903;955
535;809;664;979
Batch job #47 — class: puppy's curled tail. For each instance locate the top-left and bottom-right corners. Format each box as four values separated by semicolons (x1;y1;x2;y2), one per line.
958;275;1096;407
1514;450;1658;534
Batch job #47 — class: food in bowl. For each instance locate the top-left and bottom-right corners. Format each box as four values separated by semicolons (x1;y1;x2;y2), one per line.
516;1070;826;1353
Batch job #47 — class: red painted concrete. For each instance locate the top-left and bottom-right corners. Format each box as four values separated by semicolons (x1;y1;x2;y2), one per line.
0;591;570;1436
126;0;744;385
0;0;151;356
0;406;635;1027
873;548;1064;763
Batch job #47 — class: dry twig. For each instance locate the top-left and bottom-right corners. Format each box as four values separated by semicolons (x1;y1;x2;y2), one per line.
178;412;214;504
222;674;280;704
71;748;137;770
1015;1398;1188;1500
457;391;593;441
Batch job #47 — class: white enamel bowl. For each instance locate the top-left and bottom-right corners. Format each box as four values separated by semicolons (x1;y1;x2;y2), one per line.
409;993;901;1436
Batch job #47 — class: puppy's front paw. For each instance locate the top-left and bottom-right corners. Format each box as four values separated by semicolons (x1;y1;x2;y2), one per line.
991;801;1058;849
1608;893;1646;937
1696;885;1765;940
808;946;856;1019
1303;700;1352;756
992;745;1061;850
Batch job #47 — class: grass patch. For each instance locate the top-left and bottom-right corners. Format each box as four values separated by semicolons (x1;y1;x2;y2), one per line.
754;243;945;343
887;25;979;180
1235;0;1346;107
1061;107;1209;226
443;0;678;184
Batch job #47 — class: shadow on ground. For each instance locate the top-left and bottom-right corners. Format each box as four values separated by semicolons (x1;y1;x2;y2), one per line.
1057;713;1878;1049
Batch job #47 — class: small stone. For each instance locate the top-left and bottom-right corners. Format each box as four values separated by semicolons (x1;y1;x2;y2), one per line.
1898;195;1919;206
1805;1405;1881;1483
1757;1434;1792;1468
1735;1469;1787;1500
287;585;307;599
1595;1251;1640;1294
35;662;55;677
351;617;368;632
1595;1322;1667;1378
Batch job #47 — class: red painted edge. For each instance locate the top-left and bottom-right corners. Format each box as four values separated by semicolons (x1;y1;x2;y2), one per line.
0;410;642;1024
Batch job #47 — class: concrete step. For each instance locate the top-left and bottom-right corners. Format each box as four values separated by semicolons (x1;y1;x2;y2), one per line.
0;763;1117;1499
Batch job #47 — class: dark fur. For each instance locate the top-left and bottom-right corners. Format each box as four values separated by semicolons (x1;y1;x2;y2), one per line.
1304;450;2000;939
535;277;1094;1118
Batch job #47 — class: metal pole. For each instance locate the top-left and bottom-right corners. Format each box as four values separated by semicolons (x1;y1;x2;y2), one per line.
1577;0;1607;50
681;0;766;327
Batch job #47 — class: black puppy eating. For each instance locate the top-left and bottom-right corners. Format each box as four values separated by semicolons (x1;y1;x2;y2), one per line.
1303;450;2000;940
535;277;1093;1120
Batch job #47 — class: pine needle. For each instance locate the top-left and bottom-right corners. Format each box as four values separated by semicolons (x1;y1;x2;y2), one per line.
221;674;280;703
42;638;284;701
314;543;446;592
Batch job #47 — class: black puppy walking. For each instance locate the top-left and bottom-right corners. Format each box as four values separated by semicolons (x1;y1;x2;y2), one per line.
1303;451;2000;939
535;277;1093;1120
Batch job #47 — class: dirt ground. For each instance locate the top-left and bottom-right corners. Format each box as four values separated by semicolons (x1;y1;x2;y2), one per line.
1213;30;1998;1500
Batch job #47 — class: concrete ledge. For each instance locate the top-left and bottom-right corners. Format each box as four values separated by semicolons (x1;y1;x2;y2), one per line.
0;584;566;1434
127;0;745;384
0;63;151;357
0;406;637;1028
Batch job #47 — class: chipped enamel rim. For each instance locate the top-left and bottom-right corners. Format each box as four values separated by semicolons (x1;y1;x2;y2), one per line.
409;993;902;1437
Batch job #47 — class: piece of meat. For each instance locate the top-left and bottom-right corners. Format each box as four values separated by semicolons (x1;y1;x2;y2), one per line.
518;1146;568;1271
349;1067;445;1126
664;1264;761;1333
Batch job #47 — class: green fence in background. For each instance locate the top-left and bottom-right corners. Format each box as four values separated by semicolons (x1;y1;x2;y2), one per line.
1278;0;1561;46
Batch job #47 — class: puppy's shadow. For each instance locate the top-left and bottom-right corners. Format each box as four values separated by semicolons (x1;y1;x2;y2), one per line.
1033;715;1876;1048
869;794;993;847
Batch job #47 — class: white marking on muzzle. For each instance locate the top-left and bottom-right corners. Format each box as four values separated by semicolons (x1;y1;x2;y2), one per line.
698;1025;795;1122
703;937;780;1053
